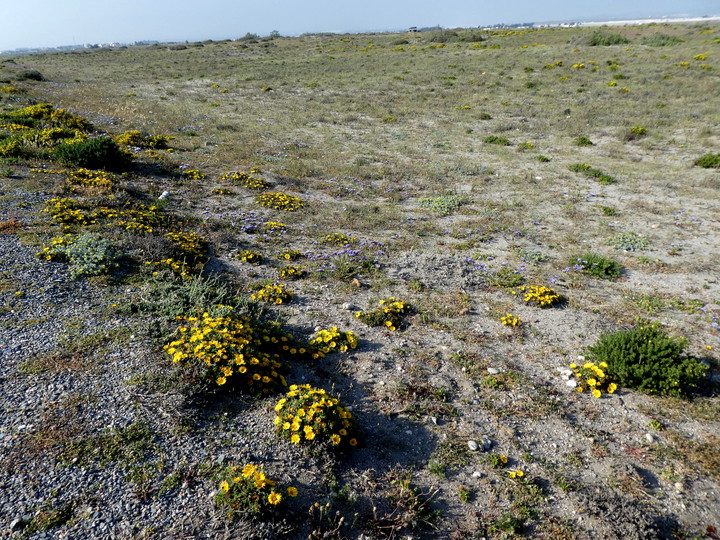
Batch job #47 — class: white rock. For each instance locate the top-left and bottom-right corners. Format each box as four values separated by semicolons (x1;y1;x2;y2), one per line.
487;367;500;375
158;191;169;199
468;440;479;451
645;433;655;443
565;379;578;388
472;471;482;478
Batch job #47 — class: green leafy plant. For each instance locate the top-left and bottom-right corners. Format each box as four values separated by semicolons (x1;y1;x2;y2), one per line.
570;253;623;280
40;232;120;279
418;194;469;216
585;322;708;397
574;135;593;147
583;31;630;46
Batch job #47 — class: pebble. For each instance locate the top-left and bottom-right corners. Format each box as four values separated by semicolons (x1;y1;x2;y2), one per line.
487;367;500;375
467;440;479;451
565;379;578;388
645;433;655;443
341;302;354;310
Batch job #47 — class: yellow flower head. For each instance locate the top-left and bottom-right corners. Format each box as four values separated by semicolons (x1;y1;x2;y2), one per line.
287;486;298;497
330;433;341;445
268;491;282;505
220;481;230;492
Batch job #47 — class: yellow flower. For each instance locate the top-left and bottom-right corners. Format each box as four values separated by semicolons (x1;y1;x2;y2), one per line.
291;433;301;444
268;491;282;505
305;430;316;440
500;455;508;464
242;464;256;477
349;438;358;446
509;471;517;479
220;481;229;492
592;389;602;398
287;486;298;497
607;383;618;394
330;434;341;445
217;376;227;386
587;378;597;386
516;470;524;478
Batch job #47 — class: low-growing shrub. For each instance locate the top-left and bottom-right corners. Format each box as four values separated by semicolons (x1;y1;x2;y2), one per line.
574;136;593;147
570;253;623;280
418;194;469;216
483;135;511;146
516;285;562;307
274;384;361;450
237;250;264;264
583;31;630;46
51;137;130;170
694;153;720;169
257;192;304;211
278;265;306;280
250;283;293;304
640;34;683;47
608;232;649;251
569;357;617;398
622;126;648;141
585;322;708;397
40;232;120;279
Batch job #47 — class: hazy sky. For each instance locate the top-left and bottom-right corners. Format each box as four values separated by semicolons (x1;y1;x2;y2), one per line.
2;0;718;51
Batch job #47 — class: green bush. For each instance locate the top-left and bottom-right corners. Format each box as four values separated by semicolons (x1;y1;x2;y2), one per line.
51;137;130;170
571;253;623;280
53;233;120;279
584;31;630;46
694;153;720;169
640;34;683;47
483;135;511;146
585;322;708;397
418;194;469;216
574;135;593;147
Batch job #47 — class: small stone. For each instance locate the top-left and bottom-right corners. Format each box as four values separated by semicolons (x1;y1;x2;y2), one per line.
487;367;500;375
645;433;654;443
482;439;492;451
468;440;479;451
341;302;354;310
674;481;684;493
472;471;482;478
429;416;438;425
158;191;169;199
565;379;578;388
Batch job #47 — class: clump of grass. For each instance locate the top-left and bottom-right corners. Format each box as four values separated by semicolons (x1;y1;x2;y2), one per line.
640;34;683;47
694;153;720;169
535;154;551;162
418;194;470;216
583;31;630;46
570;253;623;280
585;321;708;397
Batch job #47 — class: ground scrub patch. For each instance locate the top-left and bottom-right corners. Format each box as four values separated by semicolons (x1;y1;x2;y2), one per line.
51;137;130;170
569;252;623;280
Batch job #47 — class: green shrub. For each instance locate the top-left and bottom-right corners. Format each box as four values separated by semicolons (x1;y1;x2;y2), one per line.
483;135;511;146
16;70;45;81
574;136;593;147
51;137;130;170
53;232;119;279
623;126;648;141
418;194;469;216
694;153;720;169
640;34;683;47
571;253;623;280
584;31;630;46
585;322;708;397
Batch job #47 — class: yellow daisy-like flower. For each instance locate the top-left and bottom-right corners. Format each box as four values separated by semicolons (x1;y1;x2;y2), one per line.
287;486;298;497
607;382;618;394
217;376;227;386
500;455;508;464
587;378;597;386
305;430;316;440
516;470;524;478
291;433;301;444
592;389;602;398
509;471;517;479
349;438;358;446
242;464;256;478
268;491;282;505
330;434;341;445
220;481;230;492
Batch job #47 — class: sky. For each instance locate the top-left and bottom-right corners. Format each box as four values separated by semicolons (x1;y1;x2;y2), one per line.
1;0;718;52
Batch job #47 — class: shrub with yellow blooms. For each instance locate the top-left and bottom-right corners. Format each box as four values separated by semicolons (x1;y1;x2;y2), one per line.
251;284;293;304
515;285;562;308
355;297;412;332
237;250;264;264
570;356;617;398
500;313;522;327
308;327;359;358
274;384;361;451
278;265;306;280
164;310;288;394
257;192;304;211
215;463;296;520
221;171;269;190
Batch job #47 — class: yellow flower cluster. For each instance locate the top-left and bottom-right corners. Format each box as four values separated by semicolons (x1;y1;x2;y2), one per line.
164;311;288;394
274;384;360;449
237;250;264;264
570;357;617;398
221;171;269;190
251;284;293;304
516;285;562;308
183;169;205;180
308;327;359;358
215;463;296;520
211;187;234;195
166;231;208;260
322;232;356;246
355;297;412;332
257;192;304;211
278;265;306;280
501;313;522;326
145;258;201;279
42;198;94;227
508;470;525;479
94;203;164;233
0;123;31;131
572;63;586;69
277;249;302;261
264;221;286;232
37;234;75;261
65;168;117;194
115;130;172;149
